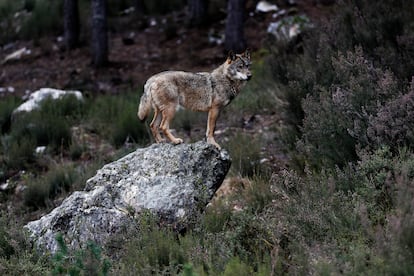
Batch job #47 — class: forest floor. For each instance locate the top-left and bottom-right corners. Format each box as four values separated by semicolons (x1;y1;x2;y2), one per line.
0;1;329;96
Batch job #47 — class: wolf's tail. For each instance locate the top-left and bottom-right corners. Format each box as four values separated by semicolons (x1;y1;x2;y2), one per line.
137;81;152;121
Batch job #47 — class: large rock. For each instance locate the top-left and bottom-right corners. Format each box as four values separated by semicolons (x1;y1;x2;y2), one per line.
25;141;231;253
13;88;83;114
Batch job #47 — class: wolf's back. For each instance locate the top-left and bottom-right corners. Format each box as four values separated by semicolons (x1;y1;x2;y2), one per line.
137;81;153;121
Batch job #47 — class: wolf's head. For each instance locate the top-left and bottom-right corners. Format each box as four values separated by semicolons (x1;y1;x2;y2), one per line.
226;49;252;81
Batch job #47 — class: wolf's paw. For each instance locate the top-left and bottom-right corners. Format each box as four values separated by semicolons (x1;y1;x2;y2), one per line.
207;137;221;150
172;138;183;145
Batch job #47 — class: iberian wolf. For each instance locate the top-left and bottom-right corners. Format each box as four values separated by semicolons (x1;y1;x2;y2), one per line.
138;50;252;149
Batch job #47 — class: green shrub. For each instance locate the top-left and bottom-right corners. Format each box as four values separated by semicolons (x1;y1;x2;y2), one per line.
244;175;273;213
23;165;78;209
4;94;84;166
116;212;190;275
0;0;22;43
1;134;36;170
0;212;50;275
52;234;111;276
115;205;274;275
202;202;233;234
224;132;263;177
39;94;85;123
23;176;51;209
222;257;253;276
20;0;63;40
9;96;84;157
111;106;147;147
87;93;149;148
11;112;72;152
69;142;85;161
0;96;20;134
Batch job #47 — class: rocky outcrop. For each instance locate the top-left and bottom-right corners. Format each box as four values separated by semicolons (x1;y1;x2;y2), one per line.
25;141;231;253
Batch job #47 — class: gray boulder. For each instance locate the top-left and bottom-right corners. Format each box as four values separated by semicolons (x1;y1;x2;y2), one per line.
25;141;231;253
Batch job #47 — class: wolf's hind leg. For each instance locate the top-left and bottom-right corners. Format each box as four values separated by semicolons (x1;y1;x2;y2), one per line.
160;106;183;145
150;107;164;143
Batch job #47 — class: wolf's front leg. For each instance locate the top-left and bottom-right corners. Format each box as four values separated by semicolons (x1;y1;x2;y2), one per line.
206;107;221;149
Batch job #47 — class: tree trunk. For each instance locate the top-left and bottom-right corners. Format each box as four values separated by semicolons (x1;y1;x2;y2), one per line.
91;0;108;67
135;0;145;15
224;0;246;53
63;0;80;50
188;0;208;26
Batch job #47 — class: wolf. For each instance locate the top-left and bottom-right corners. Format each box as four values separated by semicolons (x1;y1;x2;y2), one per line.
137;50;252;149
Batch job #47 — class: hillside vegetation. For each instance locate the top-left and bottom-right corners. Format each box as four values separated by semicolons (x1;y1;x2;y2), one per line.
0;0;414;275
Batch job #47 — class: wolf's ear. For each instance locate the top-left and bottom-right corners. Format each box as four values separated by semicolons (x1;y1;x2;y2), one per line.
243;48;251;59
227;50;236;63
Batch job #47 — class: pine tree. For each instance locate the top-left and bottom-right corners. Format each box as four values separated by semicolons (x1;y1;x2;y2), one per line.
63;0;80;50
224;0;246;52
91;0;108;67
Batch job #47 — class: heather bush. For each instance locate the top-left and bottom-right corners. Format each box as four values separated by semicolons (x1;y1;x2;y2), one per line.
258;145;414;274
367;79;414;148
296;47;400;168
296;88;357;169
356;146;414;225
351;146;414;274
265;0;414;169
262;170;362;274
331;48;399;142
385;174;414;275
326;0;414;81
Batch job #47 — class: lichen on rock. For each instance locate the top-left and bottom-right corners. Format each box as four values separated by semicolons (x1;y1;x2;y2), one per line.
25;141;231;253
